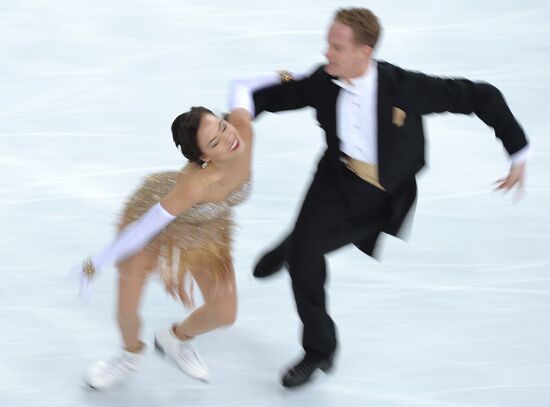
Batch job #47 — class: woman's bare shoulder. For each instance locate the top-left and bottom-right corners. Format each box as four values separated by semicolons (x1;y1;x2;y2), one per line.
161;162;234;214
176;163;222;196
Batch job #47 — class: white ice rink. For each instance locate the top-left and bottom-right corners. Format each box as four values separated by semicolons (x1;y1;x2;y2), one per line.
1;1;549;406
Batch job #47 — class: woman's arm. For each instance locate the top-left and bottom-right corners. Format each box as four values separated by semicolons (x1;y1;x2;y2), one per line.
227;70;310;119
228;73;284;117
227;107;253;129
86;172;204;275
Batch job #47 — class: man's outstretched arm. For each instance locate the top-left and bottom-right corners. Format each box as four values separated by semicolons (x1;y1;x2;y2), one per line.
400;68;529;196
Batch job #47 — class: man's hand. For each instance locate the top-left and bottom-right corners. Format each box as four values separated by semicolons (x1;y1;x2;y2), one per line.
494;162;527;201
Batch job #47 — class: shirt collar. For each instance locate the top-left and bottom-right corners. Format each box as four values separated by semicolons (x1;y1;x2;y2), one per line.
332;60;377;95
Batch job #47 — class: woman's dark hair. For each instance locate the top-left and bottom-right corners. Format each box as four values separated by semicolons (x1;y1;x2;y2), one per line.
171;106;214;164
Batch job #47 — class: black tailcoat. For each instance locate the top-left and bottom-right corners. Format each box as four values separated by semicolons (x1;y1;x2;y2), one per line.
253;61;528;255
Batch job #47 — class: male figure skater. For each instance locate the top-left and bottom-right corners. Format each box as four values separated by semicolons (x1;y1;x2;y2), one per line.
230;7;529;388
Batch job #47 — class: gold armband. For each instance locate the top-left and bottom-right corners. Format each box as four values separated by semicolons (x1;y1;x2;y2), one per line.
277;70;294;83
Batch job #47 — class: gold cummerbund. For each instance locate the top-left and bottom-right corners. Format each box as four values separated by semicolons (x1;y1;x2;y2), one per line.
342;154;385;191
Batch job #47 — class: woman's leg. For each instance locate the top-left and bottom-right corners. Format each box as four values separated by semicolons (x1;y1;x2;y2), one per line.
173;261;237;339
84;249;158;389
116;249;158;352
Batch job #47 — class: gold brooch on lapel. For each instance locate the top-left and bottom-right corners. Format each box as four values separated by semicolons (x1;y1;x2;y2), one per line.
392;107;407;127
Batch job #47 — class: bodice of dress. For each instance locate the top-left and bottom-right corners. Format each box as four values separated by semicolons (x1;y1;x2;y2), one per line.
181;180;252;223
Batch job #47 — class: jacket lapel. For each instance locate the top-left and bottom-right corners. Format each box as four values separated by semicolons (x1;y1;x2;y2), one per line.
376;63;396;181
319;72;341;155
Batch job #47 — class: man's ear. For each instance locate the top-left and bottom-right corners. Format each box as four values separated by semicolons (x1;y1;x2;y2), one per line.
361;44;373;60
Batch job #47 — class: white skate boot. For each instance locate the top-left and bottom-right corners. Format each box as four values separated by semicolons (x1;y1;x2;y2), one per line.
154;328;209;382
83;348;144;390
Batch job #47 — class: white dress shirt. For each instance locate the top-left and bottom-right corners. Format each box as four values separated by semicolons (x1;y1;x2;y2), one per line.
332;60;379;165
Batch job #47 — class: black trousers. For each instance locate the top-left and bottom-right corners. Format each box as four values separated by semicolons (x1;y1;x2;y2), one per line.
281;159;391;361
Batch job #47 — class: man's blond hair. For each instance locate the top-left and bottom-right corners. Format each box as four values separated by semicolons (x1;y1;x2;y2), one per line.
334;8;381;48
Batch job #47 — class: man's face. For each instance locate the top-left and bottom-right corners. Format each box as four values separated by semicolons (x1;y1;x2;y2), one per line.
324;21;371;80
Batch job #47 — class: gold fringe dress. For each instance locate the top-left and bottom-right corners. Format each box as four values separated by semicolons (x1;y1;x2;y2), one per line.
117;171;251;307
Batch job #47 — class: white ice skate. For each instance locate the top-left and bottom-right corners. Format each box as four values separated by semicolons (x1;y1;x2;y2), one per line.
154;328;209;382
83;349;143;390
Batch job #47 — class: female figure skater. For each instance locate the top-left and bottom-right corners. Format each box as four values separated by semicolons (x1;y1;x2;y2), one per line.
79;104;254;390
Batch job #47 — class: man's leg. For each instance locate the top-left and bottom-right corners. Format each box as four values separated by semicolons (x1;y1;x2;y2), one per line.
281;169;391;387
280;171;355;386
252;234;291;278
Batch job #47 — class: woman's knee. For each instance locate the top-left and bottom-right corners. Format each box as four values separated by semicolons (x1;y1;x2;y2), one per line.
216;307;237;327
210;293;238;326
118;249;157;278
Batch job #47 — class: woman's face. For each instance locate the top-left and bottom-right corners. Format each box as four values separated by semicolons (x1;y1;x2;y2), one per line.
196;113;245;164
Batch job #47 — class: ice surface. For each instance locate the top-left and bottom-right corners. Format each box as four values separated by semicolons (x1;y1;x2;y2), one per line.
1;1;549;406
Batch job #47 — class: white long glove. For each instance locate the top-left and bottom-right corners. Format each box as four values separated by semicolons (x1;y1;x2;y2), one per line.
74;202;176;298
227;71;306;116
